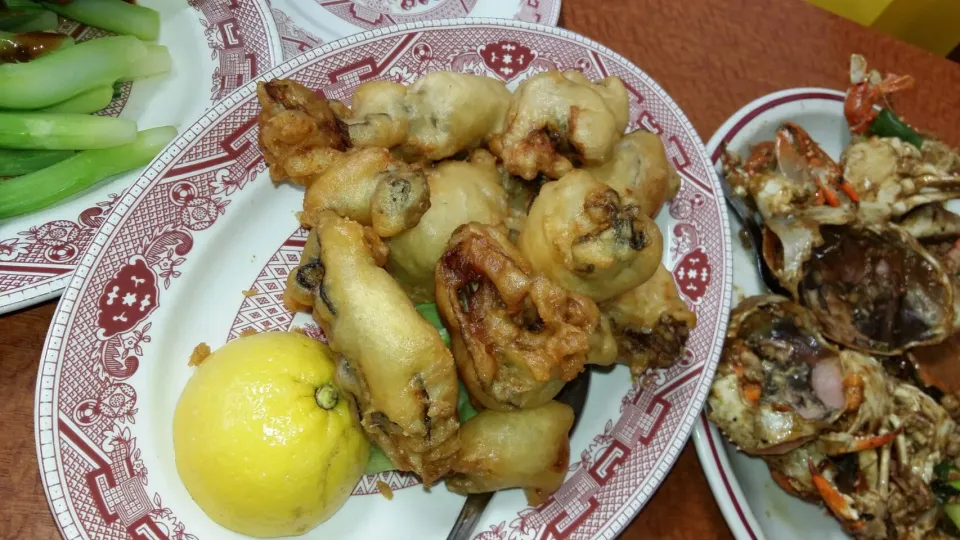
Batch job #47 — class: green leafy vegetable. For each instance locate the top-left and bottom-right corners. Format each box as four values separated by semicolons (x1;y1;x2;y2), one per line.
0;6;57;33
946;505;960;532
42;0;160;41
0;126;176;219
364;445;395;476
0;112;137;149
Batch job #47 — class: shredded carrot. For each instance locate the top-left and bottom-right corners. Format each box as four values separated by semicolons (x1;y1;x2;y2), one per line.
838;182;859;203
742;382;762;404
821;184;840;207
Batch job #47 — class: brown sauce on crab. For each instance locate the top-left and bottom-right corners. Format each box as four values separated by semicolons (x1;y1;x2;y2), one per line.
800;225;951;354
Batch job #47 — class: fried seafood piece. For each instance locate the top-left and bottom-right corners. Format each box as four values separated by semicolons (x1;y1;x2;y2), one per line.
489;70;630;180
344;72;512;161
446;401;573;506
519;170;663;302
256;79;350;185
585;130;682;217
708;296;884;455
599;264;696;375
435;223;602;411
306;211;460;484
386;150;507;303
300;147;430;238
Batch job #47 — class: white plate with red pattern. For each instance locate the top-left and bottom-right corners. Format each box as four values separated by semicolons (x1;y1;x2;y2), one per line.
268;0;560;48
692;88;859;540
0;0;282;314
35;19;731;540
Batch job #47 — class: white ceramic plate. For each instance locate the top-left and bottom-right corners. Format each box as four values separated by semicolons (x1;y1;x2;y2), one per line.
268;0;561;47
692;87;860;540
35;19;731;540
0;0;282;314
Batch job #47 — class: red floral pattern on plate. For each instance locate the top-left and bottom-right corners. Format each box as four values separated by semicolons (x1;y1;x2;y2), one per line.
0;0;280;314
316;0;477;29
36;21;731;540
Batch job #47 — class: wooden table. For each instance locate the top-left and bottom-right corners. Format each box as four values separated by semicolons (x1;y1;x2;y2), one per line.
3;0;960;538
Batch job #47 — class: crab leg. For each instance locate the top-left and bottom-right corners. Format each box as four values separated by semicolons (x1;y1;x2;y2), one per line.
819;430;900;456
808;459;865;531
775;122;851;206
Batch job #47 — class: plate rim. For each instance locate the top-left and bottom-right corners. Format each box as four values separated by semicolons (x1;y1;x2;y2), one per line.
692;86;848;540
0;0;284;316
35;16;732;539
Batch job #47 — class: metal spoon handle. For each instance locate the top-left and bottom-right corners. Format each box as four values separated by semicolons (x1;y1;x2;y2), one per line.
446;492;494;540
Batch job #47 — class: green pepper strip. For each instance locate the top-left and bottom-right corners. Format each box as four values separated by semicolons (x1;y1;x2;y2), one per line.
869;108;924;148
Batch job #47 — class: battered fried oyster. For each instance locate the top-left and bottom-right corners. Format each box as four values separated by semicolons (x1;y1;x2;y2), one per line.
256;79;350;185
298;211;460;485
435;223;602;411
600;264;697;376
344;71;512;162
300;147;430;238
446;401;574;506
519;170;663;302
489;70;630;180
586;129;681;217
386;150;508;303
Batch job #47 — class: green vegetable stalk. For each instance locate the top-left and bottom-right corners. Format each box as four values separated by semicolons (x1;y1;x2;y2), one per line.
36;85;113;114
0;112;137;149
0;148;73;176
0;126;176;219
42;0;160;41
119;44;171;82
0;35;146;109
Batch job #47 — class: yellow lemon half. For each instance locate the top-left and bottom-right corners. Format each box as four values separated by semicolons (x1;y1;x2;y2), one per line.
173;331;369;538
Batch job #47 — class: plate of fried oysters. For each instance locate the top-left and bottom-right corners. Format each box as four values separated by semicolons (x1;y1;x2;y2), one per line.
35;19;731;540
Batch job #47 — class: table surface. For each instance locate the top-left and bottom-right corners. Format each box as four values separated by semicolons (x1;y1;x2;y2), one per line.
3;0;960;538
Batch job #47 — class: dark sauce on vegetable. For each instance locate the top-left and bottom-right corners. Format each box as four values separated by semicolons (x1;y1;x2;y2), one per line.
0;32;70;64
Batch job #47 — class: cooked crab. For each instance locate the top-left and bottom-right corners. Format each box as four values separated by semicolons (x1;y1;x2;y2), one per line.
787;222;955;356
725;125;956;357
841;136;960;224
708;295;879;455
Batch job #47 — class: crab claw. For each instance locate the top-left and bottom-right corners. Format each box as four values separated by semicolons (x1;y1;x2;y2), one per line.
776;122;849;207
844;54;915;133
808;459;866;532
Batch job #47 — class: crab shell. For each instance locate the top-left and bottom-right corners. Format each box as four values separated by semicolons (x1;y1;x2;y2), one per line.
708;295;853;455
766;222;955;357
